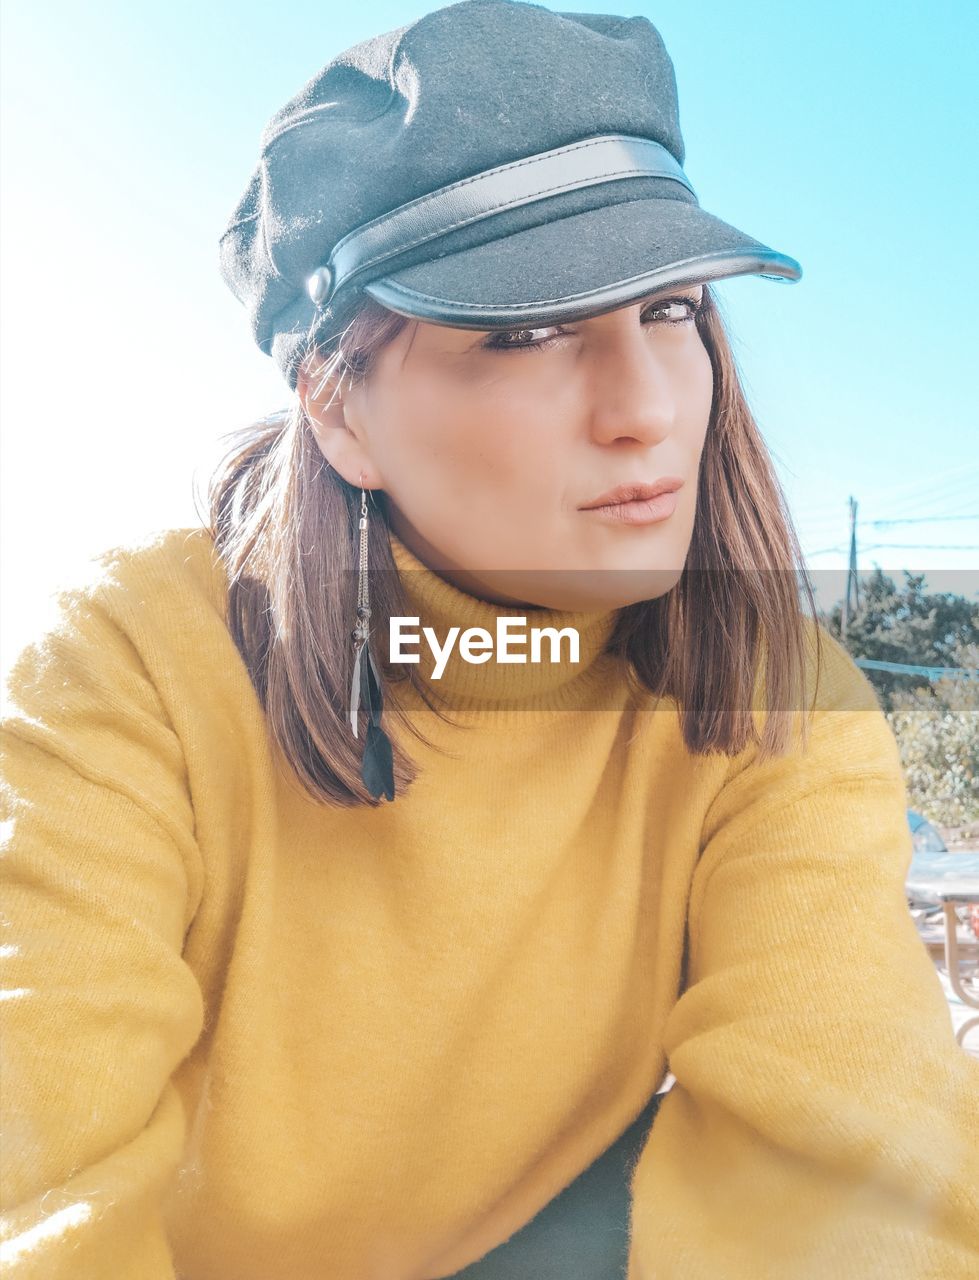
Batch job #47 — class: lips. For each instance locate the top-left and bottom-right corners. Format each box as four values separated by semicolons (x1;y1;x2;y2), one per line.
579;478;683;510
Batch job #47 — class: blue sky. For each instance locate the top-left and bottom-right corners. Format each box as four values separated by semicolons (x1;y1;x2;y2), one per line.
2;0;977;672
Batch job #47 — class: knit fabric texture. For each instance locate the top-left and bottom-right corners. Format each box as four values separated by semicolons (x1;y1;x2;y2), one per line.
1;525;978;1278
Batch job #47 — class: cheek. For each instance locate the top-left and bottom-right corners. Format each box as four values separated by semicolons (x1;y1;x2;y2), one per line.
367;374;525;516
683;338;714;443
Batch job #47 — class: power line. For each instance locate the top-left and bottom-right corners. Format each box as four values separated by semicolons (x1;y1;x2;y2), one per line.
792;489;978;536
854;659;979;682
887;475;979;523
805;542;979;557
846;464;979;516
868;515;979;527
858;543;979;552
827;472;979;529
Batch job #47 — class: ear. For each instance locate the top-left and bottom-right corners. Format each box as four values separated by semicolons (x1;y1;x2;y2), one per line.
296;349;382;489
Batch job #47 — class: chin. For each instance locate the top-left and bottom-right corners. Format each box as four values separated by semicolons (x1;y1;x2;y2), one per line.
514;566;683;612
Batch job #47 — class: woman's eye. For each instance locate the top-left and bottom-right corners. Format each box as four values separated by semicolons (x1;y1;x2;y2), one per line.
482;296;703;353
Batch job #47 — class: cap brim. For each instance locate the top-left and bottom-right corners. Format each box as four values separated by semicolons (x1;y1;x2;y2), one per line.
362;197;800;329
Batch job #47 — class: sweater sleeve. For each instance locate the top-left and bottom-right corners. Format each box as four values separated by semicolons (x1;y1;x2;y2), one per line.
626;634;979;1279
0;581;205;1279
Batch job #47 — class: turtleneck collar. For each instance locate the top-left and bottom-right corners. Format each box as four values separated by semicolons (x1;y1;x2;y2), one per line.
386;532;623;712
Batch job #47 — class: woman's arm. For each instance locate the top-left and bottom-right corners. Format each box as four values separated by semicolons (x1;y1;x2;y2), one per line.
0;583;205;1279
626;637;979;1279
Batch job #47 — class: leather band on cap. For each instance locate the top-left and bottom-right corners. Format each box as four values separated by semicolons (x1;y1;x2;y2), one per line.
306;134;696;309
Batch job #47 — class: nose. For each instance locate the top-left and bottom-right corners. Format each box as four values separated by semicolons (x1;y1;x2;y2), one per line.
583;324;677;447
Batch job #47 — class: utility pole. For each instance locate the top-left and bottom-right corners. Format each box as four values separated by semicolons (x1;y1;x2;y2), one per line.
842;496;860;639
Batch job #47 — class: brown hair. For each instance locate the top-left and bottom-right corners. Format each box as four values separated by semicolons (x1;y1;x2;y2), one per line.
205;286;822;808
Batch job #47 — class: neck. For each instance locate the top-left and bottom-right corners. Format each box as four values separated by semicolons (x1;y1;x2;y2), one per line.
385;532;622;712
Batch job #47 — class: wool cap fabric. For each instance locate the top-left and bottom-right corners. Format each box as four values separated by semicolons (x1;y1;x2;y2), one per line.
218;0;802;392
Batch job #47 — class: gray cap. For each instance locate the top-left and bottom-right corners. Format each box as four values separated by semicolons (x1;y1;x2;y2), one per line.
219;0;802;392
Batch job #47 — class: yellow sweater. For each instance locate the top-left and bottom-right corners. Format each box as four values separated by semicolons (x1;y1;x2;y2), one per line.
1;525;977;1280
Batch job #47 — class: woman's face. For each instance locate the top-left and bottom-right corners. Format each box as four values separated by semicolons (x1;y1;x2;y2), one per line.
300;282;713;610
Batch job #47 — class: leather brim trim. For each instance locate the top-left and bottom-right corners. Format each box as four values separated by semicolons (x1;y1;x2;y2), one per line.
364;246;801;330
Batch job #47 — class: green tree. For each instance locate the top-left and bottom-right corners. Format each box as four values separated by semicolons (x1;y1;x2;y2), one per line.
885;638;979;827
819;568;979;715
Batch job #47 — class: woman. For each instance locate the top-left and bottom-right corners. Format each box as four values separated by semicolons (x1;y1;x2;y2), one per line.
2;3;977;1278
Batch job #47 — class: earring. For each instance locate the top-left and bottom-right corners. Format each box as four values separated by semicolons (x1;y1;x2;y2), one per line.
349;478;395;801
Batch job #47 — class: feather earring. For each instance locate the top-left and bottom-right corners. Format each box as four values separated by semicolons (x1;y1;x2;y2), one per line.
349;482;395;801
